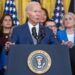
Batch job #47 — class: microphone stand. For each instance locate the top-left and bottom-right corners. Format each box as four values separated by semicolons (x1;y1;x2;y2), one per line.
32;27;45;44
37;28;45;44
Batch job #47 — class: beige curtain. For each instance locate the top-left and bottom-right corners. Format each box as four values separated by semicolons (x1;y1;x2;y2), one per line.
15;0;31;24
63;0;71;13
0;0;71;24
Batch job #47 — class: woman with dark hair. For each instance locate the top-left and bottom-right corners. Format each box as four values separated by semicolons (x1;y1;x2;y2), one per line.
40;8;49;25
0;14;14;47
0;14;14;75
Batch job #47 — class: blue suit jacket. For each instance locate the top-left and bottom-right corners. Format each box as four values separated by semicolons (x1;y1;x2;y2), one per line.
57;30;75;46
10;23;58;44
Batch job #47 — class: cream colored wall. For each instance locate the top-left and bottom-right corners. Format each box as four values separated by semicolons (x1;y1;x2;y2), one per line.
0;0;71;25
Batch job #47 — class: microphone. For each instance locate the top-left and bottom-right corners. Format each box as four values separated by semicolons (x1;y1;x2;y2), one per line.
40;28;45;39
32;27;45;44
37;28;45;44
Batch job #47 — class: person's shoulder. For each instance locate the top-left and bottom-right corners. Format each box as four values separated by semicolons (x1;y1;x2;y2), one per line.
40;25;54;37
40;25;52;32
13;23;27;31
57;29;66;33
57;30;66;37
44;26;53;34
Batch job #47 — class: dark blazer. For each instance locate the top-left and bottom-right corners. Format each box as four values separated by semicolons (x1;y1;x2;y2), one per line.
10;23;58;44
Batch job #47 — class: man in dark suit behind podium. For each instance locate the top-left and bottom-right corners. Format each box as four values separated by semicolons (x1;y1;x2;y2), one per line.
5;1;59;48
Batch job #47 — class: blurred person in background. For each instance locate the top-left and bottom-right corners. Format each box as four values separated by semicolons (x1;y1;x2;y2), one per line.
57;12;75;75
0;14;14;75
40;8;49;26
46;19;57;38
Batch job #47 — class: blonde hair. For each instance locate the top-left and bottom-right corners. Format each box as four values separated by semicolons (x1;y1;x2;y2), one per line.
60;12;75;30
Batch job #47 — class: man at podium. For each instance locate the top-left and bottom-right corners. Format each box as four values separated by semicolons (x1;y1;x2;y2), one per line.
5;1;59;49
3;1;72;75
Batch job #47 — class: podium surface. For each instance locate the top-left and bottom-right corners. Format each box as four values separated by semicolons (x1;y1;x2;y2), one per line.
7;45;72;75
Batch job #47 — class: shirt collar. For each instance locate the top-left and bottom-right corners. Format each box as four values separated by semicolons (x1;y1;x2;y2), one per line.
28;21;39;35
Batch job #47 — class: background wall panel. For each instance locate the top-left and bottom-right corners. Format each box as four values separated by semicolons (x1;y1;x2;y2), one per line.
0;0;73;24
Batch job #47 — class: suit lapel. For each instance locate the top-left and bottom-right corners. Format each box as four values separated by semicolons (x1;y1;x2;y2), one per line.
25;23;34;44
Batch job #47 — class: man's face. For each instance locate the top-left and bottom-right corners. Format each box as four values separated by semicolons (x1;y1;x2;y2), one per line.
28;4;42;26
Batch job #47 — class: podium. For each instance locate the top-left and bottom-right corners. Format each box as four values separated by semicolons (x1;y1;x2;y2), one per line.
7;45;72;75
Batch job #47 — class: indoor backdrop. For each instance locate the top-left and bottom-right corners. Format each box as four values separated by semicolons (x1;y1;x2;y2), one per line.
0;0;71;24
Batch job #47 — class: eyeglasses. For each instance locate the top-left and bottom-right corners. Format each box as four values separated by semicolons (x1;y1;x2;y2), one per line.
46;25;56;28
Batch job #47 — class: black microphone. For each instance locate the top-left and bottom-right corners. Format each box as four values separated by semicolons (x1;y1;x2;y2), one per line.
37;28;46;44
32;27;45;44
32;27;38;40
40;28;45;39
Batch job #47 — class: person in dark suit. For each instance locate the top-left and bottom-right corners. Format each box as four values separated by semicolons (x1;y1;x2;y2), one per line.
5;1;59;49
45;19;57;38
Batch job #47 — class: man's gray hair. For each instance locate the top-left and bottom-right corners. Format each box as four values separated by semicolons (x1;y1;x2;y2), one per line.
26;1;41;13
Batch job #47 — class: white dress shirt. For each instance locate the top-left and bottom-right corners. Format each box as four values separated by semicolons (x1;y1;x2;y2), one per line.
67;33;74;43
28;22;39;35
28;22;39;45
